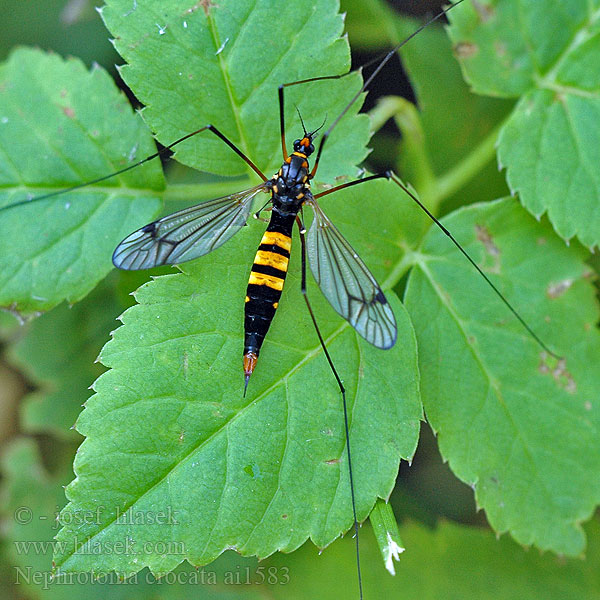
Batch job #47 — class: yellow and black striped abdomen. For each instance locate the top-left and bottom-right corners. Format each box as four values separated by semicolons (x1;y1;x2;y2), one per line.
247;230;290;292
244;224;293;366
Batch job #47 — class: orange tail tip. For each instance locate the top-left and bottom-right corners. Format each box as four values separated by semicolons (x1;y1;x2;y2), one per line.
243;351;258;397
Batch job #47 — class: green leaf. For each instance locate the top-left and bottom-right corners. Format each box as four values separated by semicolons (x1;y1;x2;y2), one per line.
54;221;421;573
448;0;600;249
0;48;163;315
405;197;600;556
0;0;119;69
0;439;100;599
101;0;370;183
49;1;423;576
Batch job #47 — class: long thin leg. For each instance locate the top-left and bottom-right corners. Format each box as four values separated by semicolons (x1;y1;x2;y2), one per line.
312;167;561;358
1;124;267;215
278;85;289;159
383;170;560;358
280;0;467;178
312;172;389;199
312;169;560;358
296;217;363;600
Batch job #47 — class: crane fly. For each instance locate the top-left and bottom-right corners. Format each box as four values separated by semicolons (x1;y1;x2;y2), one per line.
0;1;562;598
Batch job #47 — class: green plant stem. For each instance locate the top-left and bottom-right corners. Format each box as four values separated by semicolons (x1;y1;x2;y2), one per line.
369;95;437;197
383;247;418;291
433;119;503;205
370;96;504;217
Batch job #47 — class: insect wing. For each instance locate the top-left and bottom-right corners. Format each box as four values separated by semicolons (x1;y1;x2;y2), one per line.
306;199;397;349
113;184;267;270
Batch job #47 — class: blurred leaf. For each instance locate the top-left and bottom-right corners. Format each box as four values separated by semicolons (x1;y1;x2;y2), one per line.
0;0;119;68
405;197;600;556
101;0;370;183
1;438;113;599
448;0;600;248
447;0;592;97
266;518;600;598
7;277;123;439
0;311;21;341
341;0;396;49
344;0;513;211
394;15;513;210
0;48;163;315
0;438;265;599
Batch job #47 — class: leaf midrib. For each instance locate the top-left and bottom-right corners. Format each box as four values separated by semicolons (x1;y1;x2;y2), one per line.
58;309;356;568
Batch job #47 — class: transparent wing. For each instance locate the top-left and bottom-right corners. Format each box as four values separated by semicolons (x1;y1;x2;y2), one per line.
306;199;397;349
113;184;267;270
